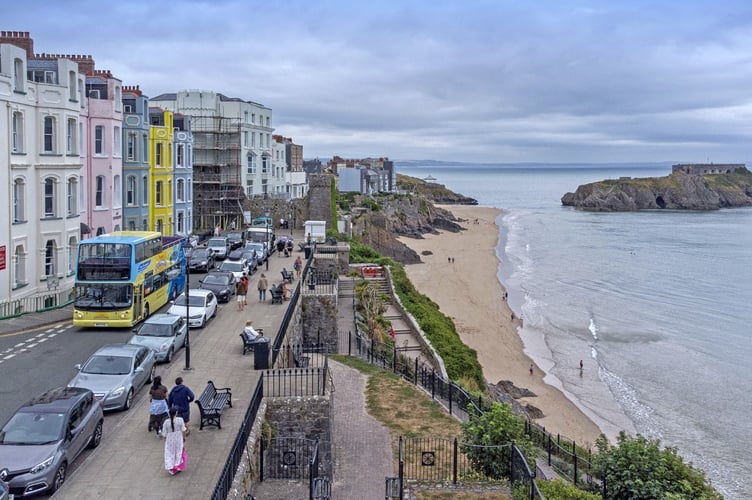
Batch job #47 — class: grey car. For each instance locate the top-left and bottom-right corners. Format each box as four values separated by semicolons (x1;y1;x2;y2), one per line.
127;313;188;363
0;387;103;497
68;344;156;412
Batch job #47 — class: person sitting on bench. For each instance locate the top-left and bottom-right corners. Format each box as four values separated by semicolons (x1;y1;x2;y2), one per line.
243;320;260;340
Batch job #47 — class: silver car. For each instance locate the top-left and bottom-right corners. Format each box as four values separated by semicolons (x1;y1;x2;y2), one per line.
68;344;156;412
0;387;103;497
127;313;187;363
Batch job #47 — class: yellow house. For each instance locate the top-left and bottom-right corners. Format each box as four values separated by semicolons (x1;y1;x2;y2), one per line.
149;108;174;235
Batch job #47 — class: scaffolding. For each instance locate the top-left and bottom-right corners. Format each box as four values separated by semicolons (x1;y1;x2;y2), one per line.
191;116;245;231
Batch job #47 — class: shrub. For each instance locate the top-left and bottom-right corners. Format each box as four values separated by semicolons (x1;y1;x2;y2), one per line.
536;479;601;500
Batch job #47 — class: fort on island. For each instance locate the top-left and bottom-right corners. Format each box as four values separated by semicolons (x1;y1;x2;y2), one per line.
672;163;746;175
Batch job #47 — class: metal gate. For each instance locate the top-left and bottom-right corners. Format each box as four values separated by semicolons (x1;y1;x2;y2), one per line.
260;437;317;480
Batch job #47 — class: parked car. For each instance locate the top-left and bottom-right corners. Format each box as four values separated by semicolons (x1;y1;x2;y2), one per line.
198;271;236;303
251;216;272;227
243;241;268;263
225;231;244;250
0;387;103;497
127;313;188;363
217;258;249;281
228;249;259;274
189;247;215;272
206;237;230;260
68;344;156;412
167;289;218;328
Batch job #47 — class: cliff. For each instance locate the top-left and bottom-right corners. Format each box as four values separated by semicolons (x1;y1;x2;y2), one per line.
396;174;478;205
561;168;752;211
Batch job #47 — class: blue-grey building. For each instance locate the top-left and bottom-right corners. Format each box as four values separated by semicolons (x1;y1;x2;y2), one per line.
172;113;193;237
121;86;152;231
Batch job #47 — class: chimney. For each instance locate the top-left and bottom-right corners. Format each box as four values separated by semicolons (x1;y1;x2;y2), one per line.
0;31;34;58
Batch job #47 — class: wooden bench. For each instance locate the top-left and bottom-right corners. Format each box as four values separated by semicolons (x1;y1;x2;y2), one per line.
239;330;264;355
281;269;294;282
194;380;232;430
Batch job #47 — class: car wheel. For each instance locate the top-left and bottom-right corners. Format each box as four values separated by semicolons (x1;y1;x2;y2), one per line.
88;420;103;449
166;347;174;363
51;462;67;493
200;315;206;328
123;389;134;411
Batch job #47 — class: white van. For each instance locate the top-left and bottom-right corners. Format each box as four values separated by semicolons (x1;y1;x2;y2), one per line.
245;227;275;254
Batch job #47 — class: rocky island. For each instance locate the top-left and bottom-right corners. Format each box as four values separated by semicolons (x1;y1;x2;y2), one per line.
561;163;752;211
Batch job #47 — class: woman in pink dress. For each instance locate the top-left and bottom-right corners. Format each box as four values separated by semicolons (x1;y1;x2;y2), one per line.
162;407;187;475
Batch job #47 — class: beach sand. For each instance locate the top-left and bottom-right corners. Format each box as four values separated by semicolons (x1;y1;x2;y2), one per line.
398;205;602;446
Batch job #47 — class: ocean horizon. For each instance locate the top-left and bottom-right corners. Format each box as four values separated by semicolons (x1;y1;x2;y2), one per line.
399;162;751;499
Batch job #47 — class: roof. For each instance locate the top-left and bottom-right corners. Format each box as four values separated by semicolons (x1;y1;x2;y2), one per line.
143;313;182;325
94;344;143;356
21;387;91;412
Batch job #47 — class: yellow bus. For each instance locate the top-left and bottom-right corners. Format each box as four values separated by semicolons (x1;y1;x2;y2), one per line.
73;231;186;327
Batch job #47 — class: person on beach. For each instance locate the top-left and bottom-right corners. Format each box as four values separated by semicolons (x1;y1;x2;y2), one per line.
168;377;195;435
148;376;169;437
529;364;534;376
257;273;268;301
579;359;584;376
162;406;187;475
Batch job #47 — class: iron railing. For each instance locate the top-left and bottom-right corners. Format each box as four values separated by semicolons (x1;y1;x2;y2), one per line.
0;286;74;319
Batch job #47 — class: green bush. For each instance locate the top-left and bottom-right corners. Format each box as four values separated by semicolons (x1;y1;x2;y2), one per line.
536;479;601;500
593;432;722;500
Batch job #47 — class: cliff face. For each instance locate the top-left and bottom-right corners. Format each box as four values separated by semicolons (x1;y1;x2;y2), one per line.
561;169;752;211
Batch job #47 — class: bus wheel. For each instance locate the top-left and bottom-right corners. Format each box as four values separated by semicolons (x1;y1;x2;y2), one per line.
143;304;150;320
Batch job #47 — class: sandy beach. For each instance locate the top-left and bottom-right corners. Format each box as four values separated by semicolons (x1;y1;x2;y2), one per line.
398;205;602;446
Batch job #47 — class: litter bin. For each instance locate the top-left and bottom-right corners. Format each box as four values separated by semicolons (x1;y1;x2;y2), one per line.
253;337;270;370
304;245;312;259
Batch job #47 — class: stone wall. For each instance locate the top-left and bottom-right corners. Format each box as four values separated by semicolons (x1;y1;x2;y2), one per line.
301;294;338;352
306;174;334;225
266;396;333;478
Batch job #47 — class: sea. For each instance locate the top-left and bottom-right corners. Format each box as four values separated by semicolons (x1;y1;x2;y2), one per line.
398;162;751;499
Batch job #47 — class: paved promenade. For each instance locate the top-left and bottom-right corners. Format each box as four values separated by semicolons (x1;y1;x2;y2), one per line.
1;246;396;499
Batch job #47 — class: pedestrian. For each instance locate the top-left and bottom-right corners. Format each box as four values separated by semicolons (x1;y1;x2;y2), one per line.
168;377;195;435
235;278;246;311
529;364;534;376
162;406;187;475
148;376;169;437
294;255;303;279
579;359;584;376
241;273;249;306
243;320;260;341
257;273;268;301
389;323;396;340
451;257;454;263
448;257;451;263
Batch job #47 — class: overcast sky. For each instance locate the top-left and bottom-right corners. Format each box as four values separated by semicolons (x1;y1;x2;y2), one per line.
6;1;752;163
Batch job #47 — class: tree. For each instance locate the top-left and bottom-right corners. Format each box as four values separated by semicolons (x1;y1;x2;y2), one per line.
461;402;535;479
593;432;722;500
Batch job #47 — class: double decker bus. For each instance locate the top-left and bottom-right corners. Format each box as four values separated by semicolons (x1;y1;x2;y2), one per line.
73;231;187;327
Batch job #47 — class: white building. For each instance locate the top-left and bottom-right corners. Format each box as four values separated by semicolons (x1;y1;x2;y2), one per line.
1;35;84;303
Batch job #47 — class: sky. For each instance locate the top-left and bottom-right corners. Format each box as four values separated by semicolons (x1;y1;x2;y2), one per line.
6;0;752;163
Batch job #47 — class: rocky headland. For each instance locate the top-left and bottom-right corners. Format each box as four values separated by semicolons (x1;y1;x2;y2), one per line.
561;167;752;211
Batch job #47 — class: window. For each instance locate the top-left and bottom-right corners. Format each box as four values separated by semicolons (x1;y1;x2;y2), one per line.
176;179;185;202
67;177;78;216
127;132;136;160
78;78;84;104
14;245;26;287
95;175;105;208
94;125;104;154
13;178;25;223
142;134;148;162
68;236;77;275
266;116;270;127
155;143;163;166
187;177;192;201
128;219;136;230
113;126;121;156
262;155;269;174
177;211;185;234
248;153;256;174
251;132;255;147
243;131;248;147
244;111;249;122
14;58;24;91
126;175;136;206
155;181;163;205
142;175;149;205
67;118;77;154
251;113;255;124
176;144;184;167
68;71;76;100
113;175;121;208
44;116;56;153
44;178;56;217
45;240;57;277
156;219;163;234
79;175;86;212
12;112;23;153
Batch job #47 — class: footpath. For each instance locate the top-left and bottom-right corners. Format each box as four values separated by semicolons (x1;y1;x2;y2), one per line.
1;250;395;499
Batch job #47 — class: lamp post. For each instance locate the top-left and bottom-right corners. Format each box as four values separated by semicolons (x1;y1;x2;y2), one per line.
184;250;192;371
289;211;293;236
264;208;270;271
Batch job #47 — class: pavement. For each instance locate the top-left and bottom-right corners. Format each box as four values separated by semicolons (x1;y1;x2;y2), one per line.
0;238;397;500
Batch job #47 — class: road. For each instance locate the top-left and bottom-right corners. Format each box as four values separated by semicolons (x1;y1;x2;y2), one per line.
0;272;223;497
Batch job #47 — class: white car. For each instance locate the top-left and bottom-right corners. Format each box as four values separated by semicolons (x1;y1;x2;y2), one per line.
217;258;248;281
167;289;218;328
